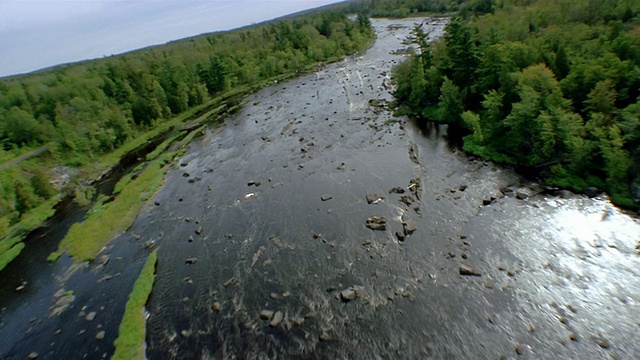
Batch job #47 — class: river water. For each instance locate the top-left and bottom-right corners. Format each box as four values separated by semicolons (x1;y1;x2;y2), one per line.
2;17;640;359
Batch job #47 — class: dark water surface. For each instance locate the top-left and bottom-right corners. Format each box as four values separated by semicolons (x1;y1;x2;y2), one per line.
1;18;639;360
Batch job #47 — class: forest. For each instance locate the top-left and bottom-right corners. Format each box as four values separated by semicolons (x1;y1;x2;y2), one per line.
343;0;464;17
0;9;375;268
392;0;640;209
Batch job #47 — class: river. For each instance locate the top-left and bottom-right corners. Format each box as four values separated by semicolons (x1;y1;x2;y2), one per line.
2;17;640;359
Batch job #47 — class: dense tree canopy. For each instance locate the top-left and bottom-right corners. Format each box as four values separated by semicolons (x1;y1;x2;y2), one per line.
393;0;640;209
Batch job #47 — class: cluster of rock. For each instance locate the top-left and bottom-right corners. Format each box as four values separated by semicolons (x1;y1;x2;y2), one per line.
364;178;423;241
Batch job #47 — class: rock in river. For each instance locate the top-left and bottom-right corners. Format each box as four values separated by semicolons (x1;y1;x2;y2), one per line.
366;216;387;231
260;310;274;320
515;190;529;200
85;311;97;322
584;187;599;198
320;194;333;201
340;288;357;302
340;286;365;302
269;311;284;327
211;302;221;312
365;193;383;204
403;219;417;235
459;264;482;276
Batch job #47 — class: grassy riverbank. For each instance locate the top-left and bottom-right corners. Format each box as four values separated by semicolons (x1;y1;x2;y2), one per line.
112;250;157;360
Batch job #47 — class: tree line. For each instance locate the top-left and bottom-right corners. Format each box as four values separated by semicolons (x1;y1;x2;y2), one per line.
0;10;375;226
342;0;468;17
393;0;640;209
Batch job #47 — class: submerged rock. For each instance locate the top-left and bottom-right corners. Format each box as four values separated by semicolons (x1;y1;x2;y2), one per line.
389;187;405;194
366;216;387;231
319;332;331;342
50;293;75;317
185;258;198;265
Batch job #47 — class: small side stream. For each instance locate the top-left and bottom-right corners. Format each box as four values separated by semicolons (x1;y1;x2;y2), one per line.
0;127;189;359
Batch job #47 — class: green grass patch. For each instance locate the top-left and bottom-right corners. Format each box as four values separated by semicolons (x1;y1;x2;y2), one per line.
0;196;59;273
112;173;135;197
112;250;157;360
58;156;171;262
610;193;638;210
11;196;59;235
0;236;23;255
145;133;183;162
175;125;207;150
0;242;25;272
47;251;62;262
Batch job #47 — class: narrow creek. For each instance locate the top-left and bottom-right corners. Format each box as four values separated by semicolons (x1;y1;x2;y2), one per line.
1;17;639;359
0;130;179;359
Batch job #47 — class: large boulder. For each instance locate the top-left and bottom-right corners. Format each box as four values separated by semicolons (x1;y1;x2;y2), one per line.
584;187;599;198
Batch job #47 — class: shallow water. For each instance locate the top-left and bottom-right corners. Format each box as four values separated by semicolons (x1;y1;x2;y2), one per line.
1;17;639;360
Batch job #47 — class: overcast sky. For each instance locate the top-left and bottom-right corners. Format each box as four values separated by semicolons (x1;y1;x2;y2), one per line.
0;0;344;78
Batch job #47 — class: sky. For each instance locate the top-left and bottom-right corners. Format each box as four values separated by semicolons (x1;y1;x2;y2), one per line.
0;0;345;78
